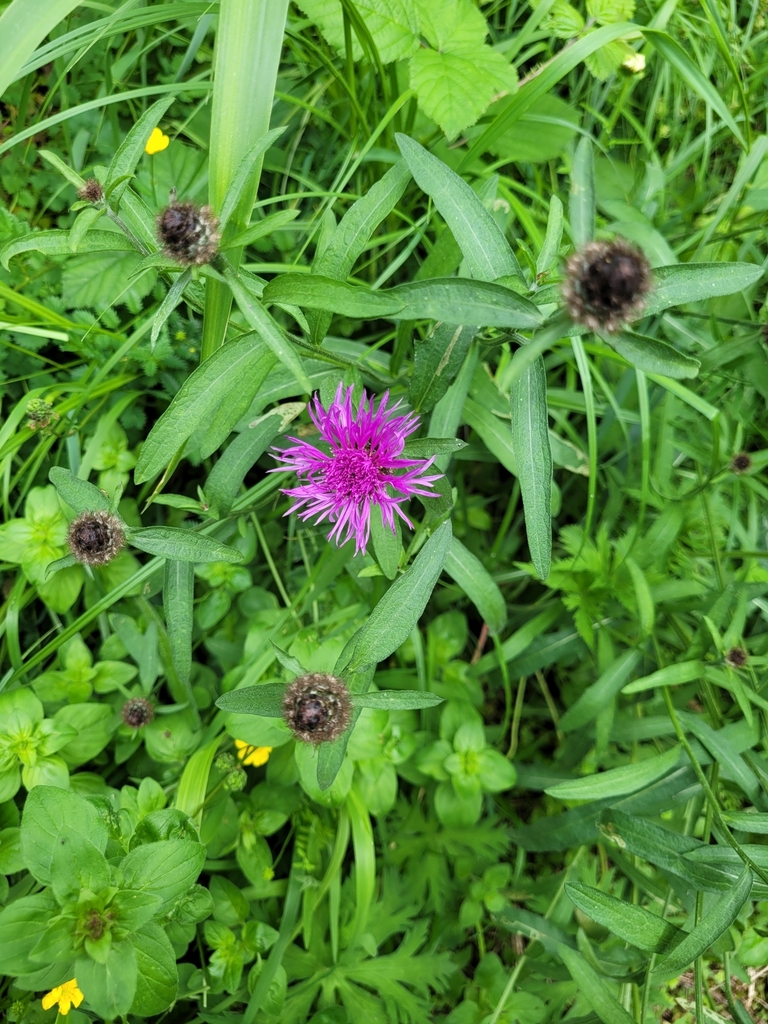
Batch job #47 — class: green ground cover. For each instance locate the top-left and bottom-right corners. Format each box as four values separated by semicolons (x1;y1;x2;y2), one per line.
1;1;768;1022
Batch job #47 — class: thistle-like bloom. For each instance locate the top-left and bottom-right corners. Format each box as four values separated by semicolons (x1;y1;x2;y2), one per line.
272;385;441;554
67;510;125;566
42;979;84;1015
157;200;219;266
562;239;652;334
282;673;352;744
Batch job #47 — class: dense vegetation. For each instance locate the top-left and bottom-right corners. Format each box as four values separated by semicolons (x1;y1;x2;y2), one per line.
1;1;768;1022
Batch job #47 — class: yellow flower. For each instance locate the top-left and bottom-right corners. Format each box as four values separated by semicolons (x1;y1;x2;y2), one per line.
145;126;170;155
622;53;646;74
42;979;84;1015
234;740;272;767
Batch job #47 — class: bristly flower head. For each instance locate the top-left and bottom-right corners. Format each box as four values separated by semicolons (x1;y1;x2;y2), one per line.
121;697;154;728
67;510;124;566
78;178;103;203
282;673;352;744
730;452;752;474
157;200;219;266
725;646;748;669
271;384;441;555
562;239;652;334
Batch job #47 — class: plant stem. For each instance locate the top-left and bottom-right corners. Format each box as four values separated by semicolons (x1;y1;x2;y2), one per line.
201;0;290;361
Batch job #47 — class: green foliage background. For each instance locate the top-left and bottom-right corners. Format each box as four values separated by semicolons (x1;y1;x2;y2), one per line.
1;0;768;1022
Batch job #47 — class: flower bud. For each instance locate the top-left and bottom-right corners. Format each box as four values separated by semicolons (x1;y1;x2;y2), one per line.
78;178;104;203
282;673;352;744
121;697;154;727
562;239;652;334
224;768;248;792
730;452;752;474
67;510;125;566
157;201;219;266
725;647;748;669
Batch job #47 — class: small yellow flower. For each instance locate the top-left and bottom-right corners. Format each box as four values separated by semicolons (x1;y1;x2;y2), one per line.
145;126;170;155
42;979;84;1015
623;53;646;74
234;739;272;767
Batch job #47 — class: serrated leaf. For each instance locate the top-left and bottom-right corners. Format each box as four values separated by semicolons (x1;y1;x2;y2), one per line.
352;690;444;710
584;37;632;80
587;0;636;22
62;250;156;313
295;0;420;62
444;536;507;634
128;527;243;564
49;467;111;514
216;683;286;718
546;745;681;800
135;334;267;483
566;882;683;953
510;353;552;581
415;0;486;49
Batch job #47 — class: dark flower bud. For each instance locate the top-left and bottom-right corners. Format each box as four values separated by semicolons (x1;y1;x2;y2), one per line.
67;510;124;566
730;452;752;474
157;201;219;266
121;696;154;727
78;178;104;203
282;673;352;744
725;646;748;669
562;239;652;334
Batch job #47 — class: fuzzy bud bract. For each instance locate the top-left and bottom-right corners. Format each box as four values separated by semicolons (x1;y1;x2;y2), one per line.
282;673;352;744
67;510;124;566
562;239;652;334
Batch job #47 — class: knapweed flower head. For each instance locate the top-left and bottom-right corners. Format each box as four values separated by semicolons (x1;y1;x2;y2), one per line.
77;178;103;203
67;510;124;566
562;239;652;334
157;200;219;266
272;385;441;555
283;673;352;744
121;696;154;727
41;979;84;1015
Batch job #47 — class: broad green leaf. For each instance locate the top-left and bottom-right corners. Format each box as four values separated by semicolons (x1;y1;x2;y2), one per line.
444;536;507;634
411;323;477;413
622;659;703;693
349;521;452;670
48;467;111;514
218;127;287;233
216;683;286;718
643;262;764;318
352;690;445;710
295;0;419;62
557;943;637;1024
76;941;137;1020
653;866;753;976
205;402;304;517
121;839;206;914
610;331;700;378
20;786;107;885
560;649;642;731
174;737;221;826
566;882;683;953
199;350;278;460
164;561;194;688
106;96;176;206
723;811;768;834
1;229;133;271
546;745;681;800
0;892;55;975
131;923;178;1017
226;269;311;392
570;136;595;247
396;134;522;281
134;334;267;483
510;353;552;581
127;527;243;564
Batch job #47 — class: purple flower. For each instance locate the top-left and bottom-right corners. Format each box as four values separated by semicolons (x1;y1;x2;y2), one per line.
271;385;442;554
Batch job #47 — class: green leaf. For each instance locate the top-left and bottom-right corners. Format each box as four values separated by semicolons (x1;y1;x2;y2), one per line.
402;437;466;458
557;943;636;1024
352;690;445;710
151;268;193;346
0;892;56;975
570;136;595;247
411;323;477;413
216;683;287;718
39;148;86;190
76;940;137;1020
48;467;111;513
392;278;544;328
205;402;304;517
295;0;420;63
643;262;763;318
463;397;517;474
130;923;178;1017
545;745;681;800
560;649;643;731
264;274;404;318
50;826;110;903
653;866;753;976
1;228;133;271
566;882;683;953
134;334;267;483
0;0;85;97
218;127;288;233
723;811;768;834
509;353;552;581
226;268;311;392
120;839;206;915
396;134;522;281
538;195;565;276
348;521;452;670
370;504;401;581
20;786;107;885
164;560;194;688
106;96;176;206
610;331;700;379
128;527;243;564
444;536;507;634
225;207;300;251
622;659;703;694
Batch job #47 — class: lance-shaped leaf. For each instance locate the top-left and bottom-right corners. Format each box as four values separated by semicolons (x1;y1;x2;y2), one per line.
445;536;507;634
510;352;552;581
106;95;176;206
609;331;700;379
569;136;595;247
558;944;636;1024
218;127;287;234
642;262;764;318
127;527;243;564
164;561;194;688
546;745;681;801
216;684;286;717
352;690;444;711
566;883;683;953
49;468;111;514
1;229;133;271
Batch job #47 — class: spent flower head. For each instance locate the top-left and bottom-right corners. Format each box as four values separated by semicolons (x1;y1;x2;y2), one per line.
67;510;124;566
77;178;103;203
282;673;352;744
121;696;154;728
730;452;752;474
725;646;748;669
272;384;441;554
562;238;652;334
157;200;219;266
